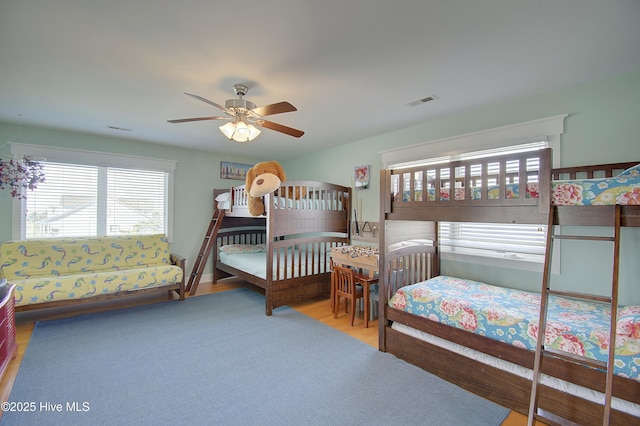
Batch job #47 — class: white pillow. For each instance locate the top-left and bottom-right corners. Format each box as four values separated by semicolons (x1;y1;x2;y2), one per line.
215;192;230;202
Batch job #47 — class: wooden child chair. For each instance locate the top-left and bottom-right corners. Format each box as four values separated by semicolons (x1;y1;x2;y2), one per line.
333;265;364;326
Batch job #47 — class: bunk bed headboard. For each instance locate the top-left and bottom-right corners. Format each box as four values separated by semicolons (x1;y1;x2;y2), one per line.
383;243;439;299
265;180;351;237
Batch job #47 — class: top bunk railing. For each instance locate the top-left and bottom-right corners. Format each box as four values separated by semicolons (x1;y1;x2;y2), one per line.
218;180;351;218
382;148;552;224
552;161;637;180
381;151;640;227
552;160;640;227
269;180;351;213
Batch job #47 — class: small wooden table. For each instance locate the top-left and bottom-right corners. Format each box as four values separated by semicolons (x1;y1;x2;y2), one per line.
330;246;379;327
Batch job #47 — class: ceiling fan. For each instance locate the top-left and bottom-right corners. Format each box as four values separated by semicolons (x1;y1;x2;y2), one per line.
168;84;304;143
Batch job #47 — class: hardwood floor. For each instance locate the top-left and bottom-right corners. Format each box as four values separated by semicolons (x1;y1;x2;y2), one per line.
0;278;534;425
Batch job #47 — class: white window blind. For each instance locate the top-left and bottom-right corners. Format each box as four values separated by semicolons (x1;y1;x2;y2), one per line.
441;142;547;261
394;141;549;263
382;116;566;268
26;163;99;237
11;144;176;240
23;163;168;239
439;222;546;261
441;142;547;262
106;168;167;235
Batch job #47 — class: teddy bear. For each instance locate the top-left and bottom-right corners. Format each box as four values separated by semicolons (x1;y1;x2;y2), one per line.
245;160;287;216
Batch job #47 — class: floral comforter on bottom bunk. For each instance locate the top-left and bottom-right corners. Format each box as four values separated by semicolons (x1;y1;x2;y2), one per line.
389;275;640;381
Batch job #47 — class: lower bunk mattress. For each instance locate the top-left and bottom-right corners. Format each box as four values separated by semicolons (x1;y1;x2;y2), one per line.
388;276;640;381
218;244;325;280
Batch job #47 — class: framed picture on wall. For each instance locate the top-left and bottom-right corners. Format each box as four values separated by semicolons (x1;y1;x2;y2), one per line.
220;161;253;180
354;165;370;190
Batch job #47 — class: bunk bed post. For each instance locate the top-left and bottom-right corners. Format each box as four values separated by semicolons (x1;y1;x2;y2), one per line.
537;148;552;215
346;188;353;239
265;192;274;316
527;203;555;425
604;204;623;422
379;169;390;351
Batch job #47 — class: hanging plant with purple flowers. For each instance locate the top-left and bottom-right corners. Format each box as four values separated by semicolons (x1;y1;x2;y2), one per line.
0;155;46;199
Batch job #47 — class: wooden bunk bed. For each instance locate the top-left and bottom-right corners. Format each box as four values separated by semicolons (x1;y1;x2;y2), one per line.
378;148;640;425
212;180;351;315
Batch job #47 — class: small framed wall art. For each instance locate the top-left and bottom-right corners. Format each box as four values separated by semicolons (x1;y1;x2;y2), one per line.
220;161;253;180
354;165;370;190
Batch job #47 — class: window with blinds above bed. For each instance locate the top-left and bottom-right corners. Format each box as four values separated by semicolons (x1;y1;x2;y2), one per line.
391;141;549;266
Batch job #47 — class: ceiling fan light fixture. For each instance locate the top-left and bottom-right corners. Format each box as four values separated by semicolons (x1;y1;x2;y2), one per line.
171;84;302;141
219;121;261;143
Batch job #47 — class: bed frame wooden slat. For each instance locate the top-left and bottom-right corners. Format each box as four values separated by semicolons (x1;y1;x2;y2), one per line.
385;149;552;222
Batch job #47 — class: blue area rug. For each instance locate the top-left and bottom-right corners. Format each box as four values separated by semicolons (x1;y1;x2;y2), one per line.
2;288;509;425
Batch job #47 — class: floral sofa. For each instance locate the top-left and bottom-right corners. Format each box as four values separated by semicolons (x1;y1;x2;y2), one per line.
0;234;185;310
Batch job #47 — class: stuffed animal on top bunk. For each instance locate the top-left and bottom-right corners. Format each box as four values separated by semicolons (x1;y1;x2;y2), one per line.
245;160;309;216
245;160;286;216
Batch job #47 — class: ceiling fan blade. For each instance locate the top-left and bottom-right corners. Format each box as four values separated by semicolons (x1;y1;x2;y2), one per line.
251;101;297;117
167;116;228;123
258;120;305;138
184;93;229;112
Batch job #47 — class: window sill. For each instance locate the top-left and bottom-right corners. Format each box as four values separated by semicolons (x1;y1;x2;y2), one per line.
441;251;546;273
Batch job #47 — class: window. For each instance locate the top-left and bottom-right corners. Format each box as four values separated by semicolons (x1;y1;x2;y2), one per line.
10;144;175;240
400;142;548;263
438;221;547;264
381;115;566;271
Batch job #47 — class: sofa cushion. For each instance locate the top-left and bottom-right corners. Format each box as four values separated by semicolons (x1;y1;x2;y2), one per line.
1;234;172;279
13;265;183;307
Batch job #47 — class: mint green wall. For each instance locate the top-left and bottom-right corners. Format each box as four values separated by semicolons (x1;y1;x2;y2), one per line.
2;71;639;303
0;122;262;278
281;71;640;304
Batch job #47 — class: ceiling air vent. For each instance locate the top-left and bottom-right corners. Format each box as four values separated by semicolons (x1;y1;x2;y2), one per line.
408;95;438;107
107;125;133;132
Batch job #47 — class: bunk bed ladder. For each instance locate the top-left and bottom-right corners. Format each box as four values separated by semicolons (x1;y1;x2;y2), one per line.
528;204;621;426
186;208;225;296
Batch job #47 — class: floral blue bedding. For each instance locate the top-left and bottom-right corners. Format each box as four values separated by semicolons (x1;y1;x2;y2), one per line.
388;275;640;381
551;172;640;205
397;163;640;205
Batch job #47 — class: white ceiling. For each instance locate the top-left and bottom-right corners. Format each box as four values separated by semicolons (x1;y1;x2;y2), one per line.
1;0;640;160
